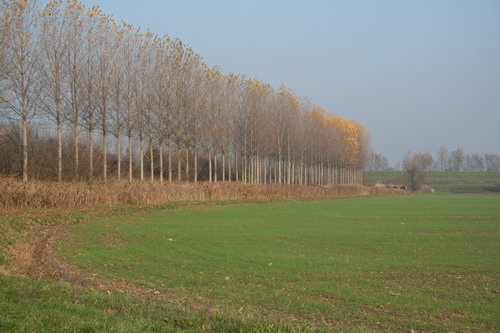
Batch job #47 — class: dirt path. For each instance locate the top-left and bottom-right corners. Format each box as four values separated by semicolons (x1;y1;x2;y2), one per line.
7;222;231;317
6;221;323;331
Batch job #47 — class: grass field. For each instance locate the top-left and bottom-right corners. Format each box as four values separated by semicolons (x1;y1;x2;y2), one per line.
48;195;500;331
364;171;500;193
1;193;499;331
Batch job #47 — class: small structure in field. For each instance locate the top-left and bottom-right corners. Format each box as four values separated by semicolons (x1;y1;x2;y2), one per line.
374;183;407;190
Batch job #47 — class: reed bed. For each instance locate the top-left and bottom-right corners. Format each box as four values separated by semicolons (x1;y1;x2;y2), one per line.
0;177;402;210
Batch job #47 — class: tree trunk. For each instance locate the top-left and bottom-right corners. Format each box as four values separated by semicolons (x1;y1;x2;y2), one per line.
214;153;218;182
140;136;144;181
177;149;181;182
103;131;107;182
208;150;212;182
235;154;239;182
250;156;253;184
159;142;163;183
22;116;28;182
150;141;154;182
278;154;282;184
264;159;267;185
222;152;225;182
74;122;79;182
185;146;189;182
128;134;133;182
57;118;62;182
117;135;121;181
194;150;198;183
243;154;247;184
72;90;79;181
168;143;172;183
228;153;232;182
287;141;291;185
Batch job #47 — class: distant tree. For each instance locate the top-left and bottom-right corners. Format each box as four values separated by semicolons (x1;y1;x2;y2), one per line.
465;153;485;172
414;152;433;171
449;148;465;172
402;151;425;191
470;153;485;172
485;154;500;172
437;146;449;171
366;152;390;171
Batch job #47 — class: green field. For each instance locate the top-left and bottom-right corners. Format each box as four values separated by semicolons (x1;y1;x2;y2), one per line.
1;194;499;332
54;195;499;331
364;171;500;193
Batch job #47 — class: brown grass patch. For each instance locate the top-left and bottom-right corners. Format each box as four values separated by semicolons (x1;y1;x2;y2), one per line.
0;177;403;210
9;241;36;273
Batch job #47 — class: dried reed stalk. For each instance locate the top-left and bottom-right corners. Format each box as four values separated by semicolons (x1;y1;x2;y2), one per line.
0;177;402;210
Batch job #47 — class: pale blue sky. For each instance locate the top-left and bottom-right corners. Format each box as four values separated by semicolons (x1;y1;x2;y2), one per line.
73;0;500;165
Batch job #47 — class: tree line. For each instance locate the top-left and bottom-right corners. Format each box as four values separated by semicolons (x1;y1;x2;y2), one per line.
367;148;500;172
435;147;500;173
0;0;368;184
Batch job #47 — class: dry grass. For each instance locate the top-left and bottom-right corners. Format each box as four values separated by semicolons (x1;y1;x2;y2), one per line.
0;177;402;209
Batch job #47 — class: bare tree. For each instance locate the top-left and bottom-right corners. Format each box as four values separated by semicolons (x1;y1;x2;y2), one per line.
402;151;426;191
469;153;484;172
450;147;465;172
95;12;116;182
63;0;86;181
119;23;140;182
485;154;500;172
437;146;448;171
80;6;99;182
1;0;12;102
414;152;433;171
110;49;124;180
366;152;390;171
39;0;68;182
1;0;40;182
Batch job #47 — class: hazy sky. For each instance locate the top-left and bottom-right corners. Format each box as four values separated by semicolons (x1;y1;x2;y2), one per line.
74;0;500;165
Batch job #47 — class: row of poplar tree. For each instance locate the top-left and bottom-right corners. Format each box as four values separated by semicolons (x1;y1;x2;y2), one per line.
0;0;368;184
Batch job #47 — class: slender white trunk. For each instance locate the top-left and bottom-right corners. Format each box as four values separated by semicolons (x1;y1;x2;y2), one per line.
228;153;232;182
177;149;181;182
278;156;282;184
168;143;172;183
150;141;154;182
194;150;198;183
235;154;239;182
22;116;28;182
250;156;254;184
287;142;291;185
72;110;79;181
209;150;212;182
57;119;62;182
222;153;226;182
274;160;277;184
103;132;107;183
140;136;144;181
117;135;121;181
185;147;189;182
89;130;94;182
243;154;247;184
214;153;218;182
128;135;133;182
159;143;163;183
264;159;267;185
